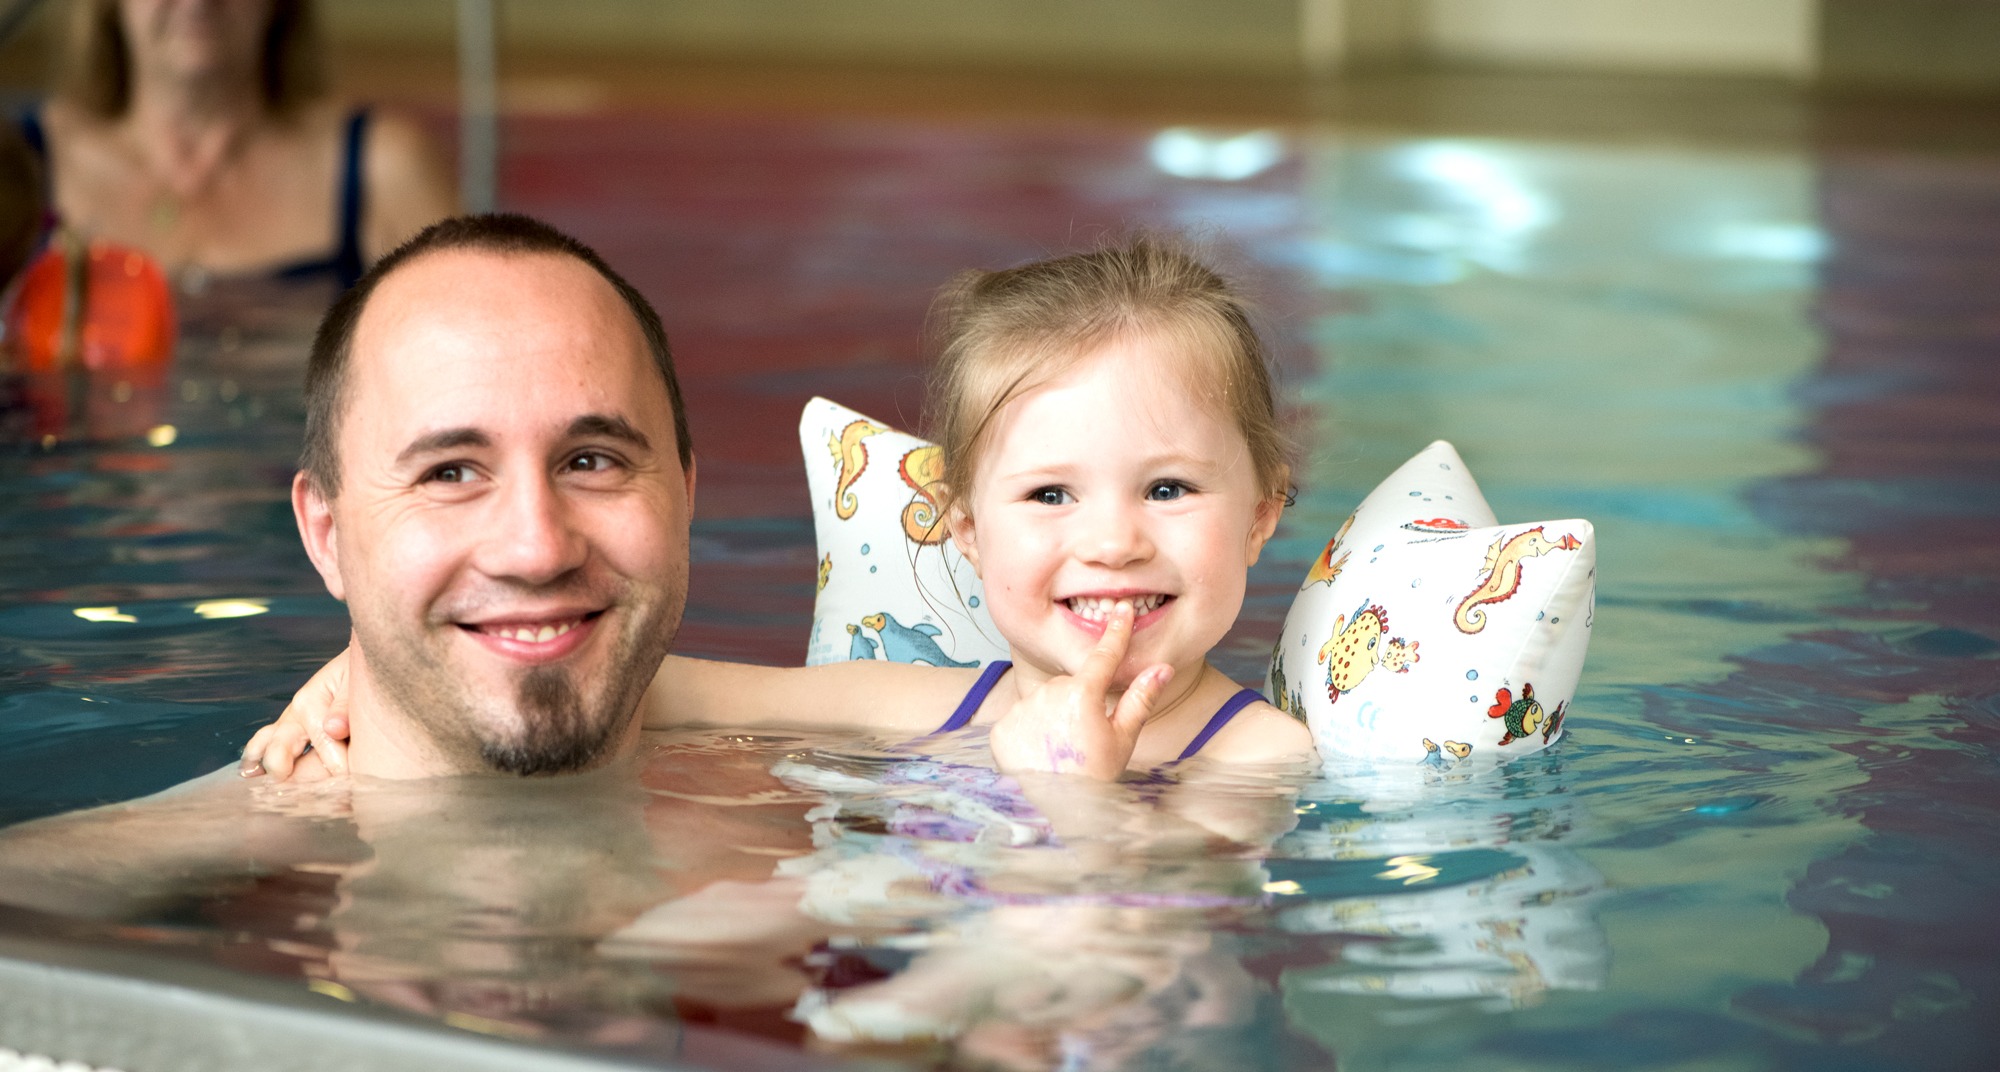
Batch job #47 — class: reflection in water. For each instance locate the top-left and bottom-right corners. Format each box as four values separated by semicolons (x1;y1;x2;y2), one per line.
2;106;1998;1071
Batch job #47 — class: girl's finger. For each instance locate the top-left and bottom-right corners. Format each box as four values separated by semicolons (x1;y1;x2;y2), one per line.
311;713;350;774
258;721;306;780
1111;663;1173;739
238;725;273;776
1075;601;1136;694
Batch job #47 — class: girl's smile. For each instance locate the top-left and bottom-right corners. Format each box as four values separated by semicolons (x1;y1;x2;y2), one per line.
948;333;1284;695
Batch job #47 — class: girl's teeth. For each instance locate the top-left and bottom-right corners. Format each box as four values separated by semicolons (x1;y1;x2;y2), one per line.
1066;595;1165;621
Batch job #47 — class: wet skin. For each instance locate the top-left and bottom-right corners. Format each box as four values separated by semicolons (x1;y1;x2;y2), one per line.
293;248;695;778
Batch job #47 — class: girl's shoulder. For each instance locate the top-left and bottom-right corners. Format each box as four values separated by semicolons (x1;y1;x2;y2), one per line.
1194;699;1316;766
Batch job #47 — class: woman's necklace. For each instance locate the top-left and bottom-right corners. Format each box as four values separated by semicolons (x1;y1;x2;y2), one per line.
142;119;253;234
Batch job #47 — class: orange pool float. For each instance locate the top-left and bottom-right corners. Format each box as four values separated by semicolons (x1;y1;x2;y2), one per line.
3;237;176;440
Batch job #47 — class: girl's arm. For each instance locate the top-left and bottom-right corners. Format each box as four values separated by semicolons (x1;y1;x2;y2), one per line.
639;655;972;736
243;647;979;780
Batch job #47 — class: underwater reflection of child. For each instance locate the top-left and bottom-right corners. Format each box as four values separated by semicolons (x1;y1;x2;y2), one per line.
250;234;1316;786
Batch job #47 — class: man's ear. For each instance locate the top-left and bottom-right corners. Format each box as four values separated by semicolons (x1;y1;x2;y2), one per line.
293;471;346;601
946;500;982;577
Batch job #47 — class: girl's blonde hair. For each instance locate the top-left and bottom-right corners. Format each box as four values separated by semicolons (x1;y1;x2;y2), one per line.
925;233;1290;515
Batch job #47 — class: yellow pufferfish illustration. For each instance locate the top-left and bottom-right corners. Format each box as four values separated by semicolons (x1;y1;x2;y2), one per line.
828;418;887;520
816;553;832;593
1316;600;1420;704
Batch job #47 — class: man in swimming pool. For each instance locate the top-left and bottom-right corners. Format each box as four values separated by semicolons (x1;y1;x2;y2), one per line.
283;211;696;780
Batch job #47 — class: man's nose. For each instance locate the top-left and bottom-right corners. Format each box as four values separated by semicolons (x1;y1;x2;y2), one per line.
1077;498;1154;569
477;473;588;585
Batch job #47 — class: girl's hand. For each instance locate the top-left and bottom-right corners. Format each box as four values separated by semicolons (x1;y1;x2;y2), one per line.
988;602;1172;780
240;644;353;781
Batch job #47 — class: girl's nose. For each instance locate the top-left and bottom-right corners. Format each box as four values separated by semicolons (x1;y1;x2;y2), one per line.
1078;499;1154;568
476;473;588;585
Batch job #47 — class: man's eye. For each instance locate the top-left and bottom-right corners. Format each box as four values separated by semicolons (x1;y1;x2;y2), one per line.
1030;487;1073;506
567;451;618;473
1147;480;1190;502
426;464;470;484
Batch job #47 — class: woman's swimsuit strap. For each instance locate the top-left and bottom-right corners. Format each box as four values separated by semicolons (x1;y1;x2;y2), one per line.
933;660;1011;735
1174;688;1266;763
274;107;368;288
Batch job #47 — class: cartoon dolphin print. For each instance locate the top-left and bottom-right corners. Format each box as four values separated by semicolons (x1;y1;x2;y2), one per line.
845;622;880;661
860;612;978;668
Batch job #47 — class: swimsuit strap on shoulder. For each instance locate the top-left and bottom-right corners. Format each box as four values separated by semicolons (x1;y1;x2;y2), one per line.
932;660;1011;735
332;108;370;289
1173;688;1266;763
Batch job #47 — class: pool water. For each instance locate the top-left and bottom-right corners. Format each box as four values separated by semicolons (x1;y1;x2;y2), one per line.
2;103;1998;1071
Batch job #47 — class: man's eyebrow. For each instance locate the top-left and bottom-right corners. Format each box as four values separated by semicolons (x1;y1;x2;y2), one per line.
396;427;490;464
567;413;652;451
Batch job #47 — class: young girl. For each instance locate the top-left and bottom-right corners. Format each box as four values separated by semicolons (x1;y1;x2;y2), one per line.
245;235;1316;780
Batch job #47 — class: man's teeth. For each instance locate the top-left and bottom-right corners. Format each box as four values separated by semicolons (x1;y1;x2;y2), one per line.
489;620;579;643
1066;595;1166;621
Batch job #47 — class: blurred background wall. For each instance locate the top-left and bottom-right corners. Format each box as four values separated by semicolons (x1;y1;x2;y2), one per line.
2;0;1997;92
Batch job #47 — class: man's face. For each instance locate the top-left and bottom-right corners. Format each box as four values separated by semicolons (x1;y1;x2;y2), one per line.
297;249;693;776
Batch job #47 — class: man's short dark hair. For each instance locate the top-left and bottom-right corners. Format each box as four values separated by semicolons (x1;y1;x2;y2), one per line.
301;213;692;495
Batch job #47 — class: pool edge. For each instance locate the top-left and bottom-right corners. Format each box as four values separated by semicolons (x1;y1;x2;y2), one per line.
0;931;690;1072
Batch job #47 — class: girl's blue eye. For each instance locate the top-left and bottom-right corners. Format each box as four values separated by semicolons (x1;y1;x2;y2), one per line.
1147;481;1190;502
1031;487;1073;506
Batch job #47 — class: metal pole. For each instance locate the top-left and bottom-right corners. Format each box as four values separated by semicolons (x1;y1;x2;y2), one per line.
456;0;499;213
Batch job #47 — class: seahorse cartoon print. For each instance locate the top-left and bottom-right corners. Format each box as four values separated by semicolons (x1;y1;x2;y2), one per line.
899;445;947;545
1316;600;1418;704
1454;526;1582;634
1486;683;1565;746
1304;513;1356;587
828;418;887;520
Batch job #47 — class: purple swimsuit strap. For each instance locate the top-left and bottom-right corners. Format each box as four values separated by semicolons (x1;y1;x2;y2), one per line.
1173;688;1266;763
933;661;1011;734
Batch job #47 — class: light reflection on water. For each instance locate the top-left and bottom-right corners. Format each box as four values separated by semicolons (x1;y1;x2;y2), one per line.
2;118;1996;1071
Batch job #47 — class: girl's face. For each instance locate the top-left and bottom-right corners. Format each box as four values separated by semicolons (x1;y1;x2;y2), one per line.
949;334;1283;691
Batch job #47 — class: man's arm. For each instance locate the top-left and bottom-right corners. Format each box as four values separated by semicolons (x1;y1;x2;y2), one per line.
0;767;350;919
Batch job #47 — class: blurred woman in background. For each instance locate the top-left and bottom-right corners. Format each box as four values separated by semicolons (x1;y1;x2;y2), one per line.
18;0;455;297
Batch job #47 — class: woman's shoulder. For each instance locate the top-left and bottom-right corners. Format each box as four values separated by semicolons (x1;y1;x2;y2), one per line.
357;106;456;256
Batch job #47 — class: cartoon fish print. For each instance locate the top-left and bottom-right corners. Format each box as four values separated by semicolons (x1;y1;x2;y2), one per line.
828;418;887;520
1541;698;1568;744
899;445;947;545
1454;526;1582;634
816;553;832;593
1486;683;1548;745
861;612;978;668
1304;513;1356;588
1401;517;1471;534
1316;600;1417;704
1305;542;1350;588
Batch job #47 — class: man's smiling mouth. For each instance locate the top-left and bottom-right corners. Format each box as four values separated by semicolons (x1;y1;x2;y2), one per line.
458;610;606;648
1064;594;1170;621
